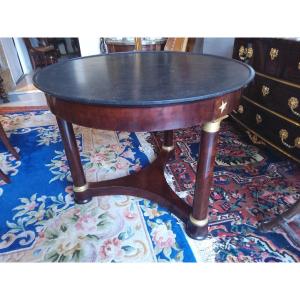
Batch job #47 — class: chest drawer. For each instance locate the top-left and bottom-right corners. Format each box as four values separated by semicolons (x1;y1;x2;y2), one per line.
233;38;264;72
232;98;300;160
249;75;300;123
234;38;300;84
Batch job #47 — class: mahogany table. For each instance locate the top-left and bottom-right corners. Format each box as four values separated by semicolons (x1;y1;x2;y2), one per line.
33;51;254;239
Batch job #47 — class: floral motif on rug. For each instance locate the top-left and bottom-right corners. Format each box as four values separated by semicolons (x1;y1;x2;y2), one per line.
0;110;299;262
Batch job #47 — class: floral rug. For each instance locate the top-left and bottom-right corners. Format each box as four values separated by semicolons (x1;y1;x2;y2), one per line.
0;110;299;262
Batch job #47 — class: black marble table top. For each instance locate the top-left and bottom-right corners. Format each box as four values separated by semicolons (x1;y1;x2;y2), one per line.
33;51;255;107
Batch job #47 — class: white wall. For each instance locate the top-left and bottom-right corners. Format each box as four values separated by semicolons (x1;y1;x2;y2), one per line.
13;38;33;74
78;37;100;57
203;38;234;58
0;38;23;83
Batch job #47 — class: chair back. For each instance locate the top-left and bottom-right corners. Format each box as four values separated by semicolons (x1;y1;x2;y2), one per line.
164;38;189;52
134;38;142;51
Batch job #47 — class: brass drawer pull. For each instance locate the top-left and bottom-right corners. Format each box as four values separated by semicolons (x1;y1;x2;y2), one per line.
256;114;262;124
270;48;279;60
238;105;244;114
288;97;300;117
261;85;270;97
247;47;253;59
279;129;300;148
298;62;300;70
246;131;265;145
238;46;253;61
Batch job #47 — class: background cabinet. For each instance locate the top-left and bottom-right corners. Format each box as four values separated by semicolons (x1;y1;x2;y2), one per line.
231;38;300;163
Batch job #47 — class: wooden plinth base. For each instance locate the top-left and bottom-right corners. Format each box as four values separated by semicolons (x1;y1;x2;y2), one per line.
74;149;191;223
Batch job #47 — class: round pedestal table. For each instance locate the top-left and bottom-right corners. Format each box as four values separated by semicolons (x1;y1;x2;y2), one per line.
33;51;254;239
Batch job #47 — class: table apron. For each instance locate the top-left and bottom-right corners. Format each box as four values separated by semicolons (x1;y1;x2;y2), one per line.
46;91;241;131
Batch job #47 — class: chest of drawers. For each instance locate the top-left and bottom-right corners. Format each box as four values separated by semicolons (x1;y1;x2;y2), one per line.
231;38;300;163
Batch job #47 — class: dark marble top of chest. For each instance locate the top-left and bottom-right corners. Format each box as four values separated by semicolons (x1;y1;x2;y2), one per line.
33;51;254;107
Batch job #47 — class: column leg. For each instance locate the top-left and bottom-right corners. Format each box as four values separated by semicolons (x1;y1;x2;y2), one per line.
56;117;91;204
0;169;10;183
186;118;223;239
0;123;20;160
162;130;174;151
